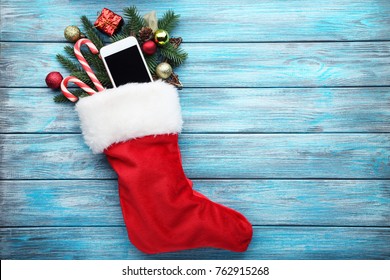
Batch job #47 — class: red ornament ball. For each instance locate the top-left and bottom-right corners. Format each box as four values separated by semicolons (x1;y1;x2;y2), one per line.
142;40;157;55
45;72;63;89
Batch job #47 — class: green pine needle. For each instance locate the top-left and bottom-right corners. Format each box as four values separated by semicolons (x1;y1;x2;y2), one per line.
54;11;188;104
158;10;180;33
111;33;129;42
96;72;112;88
80;15;104;50
145;53;158;75
69;70;112;89
56;54;81;73
83;51;106;73
53;94;70;103
53;89;87;103
63;45;76;58
70;71;94;87
160;43;188;67
123;6;145;36
65;41;107;77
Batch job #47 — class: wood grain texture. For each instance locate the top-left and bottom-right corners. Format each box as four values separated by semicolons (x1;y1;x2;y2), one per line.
1;0;390;42
1;88;390;133
1;226;389;260
1;42;390;88
0;134;389;179
1;0;390;261
1;180;389;227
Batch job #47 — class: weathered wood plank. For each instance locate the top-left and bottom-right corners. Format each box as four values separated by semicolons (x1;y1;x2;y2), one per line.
0;134;389;179
2;88;390;133
0;180;389;227
1;0;389;263
1;42;390;88
1;0;390;42
1;226;389;259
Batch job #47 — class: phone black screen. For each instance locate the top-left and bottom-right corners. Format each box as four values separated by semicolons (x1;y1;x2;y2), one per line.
104;46;151;86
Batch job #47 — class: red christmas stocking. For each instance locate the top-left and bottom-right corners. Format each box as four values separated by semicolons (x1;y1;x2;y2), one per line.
76;81;253;254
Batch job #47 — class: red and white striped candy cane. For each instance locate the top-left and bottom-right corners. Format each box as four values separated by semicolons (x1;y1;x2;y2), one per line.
60;76;97;102
74;38;105;92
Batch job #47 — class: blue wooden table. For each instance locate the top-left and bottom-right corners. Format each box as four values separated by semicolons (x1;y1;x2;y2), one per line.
1;0;389;259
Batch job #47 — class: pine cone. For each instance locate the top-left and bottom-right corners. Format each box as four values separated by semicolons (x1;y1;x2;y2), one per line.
138;27;153;42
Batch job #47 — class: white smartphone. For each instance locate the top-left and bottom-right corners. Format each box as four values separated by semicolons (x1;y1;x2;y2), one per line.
100;36;153;87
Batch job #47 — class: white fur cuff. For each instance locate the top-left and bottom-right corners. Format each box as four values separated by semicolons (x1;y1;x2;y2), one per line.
75;81;183;154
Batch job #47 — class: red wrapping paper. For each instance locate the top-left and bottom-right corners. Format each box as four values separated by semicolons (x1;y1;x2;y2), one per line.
94;8;123;36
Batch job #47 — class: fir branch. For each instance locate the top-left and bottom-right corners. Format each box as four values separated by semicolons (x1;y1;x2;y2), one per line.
158;10;180;33
83;51;106;73
53;94;70;103
64;45;76;58
70;70;112;89
123;6;145;36
159;43;188;67
56;54;81;73
70;71;94;87
80;15;105;50
111;32;129;42
145;53;158;75
96;72;112;88
53;89;86;103
64;42;108;87
65;43;106;75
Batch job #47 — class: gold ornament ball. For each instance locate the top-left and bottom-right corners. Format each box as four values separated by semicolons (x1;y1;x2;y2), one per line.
156;62;173;79
154;29;170;46
64;25;81;42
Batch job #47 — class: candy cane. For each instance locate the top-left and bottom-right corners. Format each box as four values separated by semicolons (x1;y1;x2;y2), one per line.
74;39;105;92
61;76;97;102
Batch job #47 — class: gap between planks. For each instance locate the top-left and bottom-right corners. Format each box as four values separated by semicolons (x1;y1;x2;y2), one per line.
1;225;389;229
2;40;390;44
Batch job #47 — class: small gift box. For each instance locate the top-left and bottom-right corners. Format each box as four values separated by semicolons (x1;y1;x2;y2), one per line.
94;8;123;36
